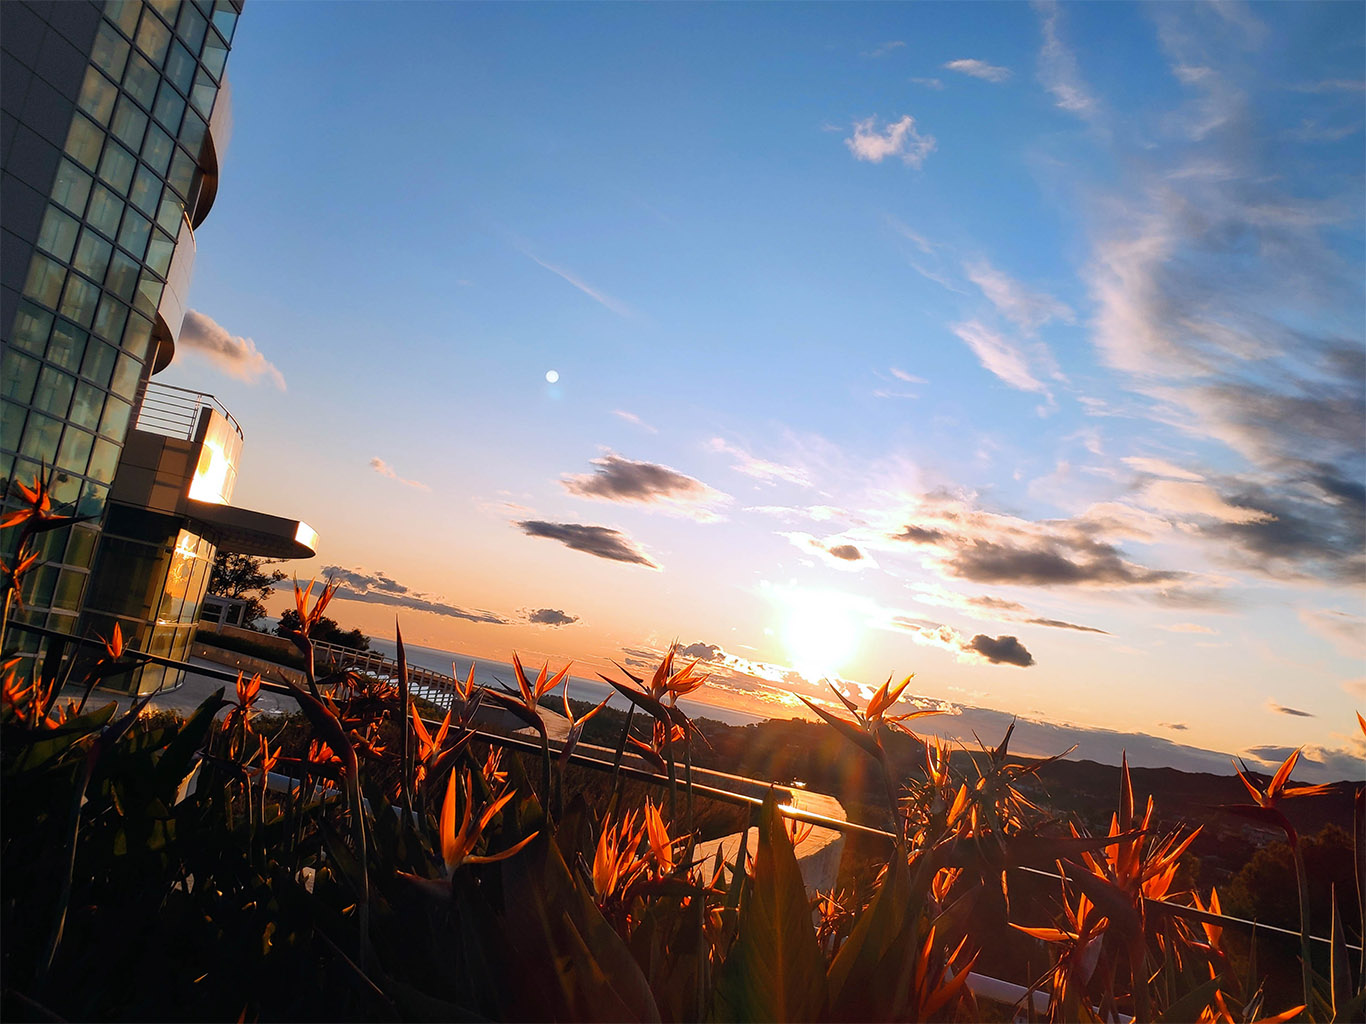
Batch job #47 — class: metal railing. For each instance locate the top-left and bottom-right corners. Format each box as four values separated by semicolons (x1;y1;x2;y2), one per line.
134;381;243;442
10;619;1362;968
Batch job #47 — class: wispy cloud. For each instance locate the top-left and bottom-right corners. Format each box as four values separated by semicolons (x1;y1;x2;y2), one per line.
1265;699;1314;718
179;310;286;390
1025;617;1110;635
523;251;630;317
1298;609;1366;658
1034;0;1098;119
1161;622;1216;634
369;457;430;491
1122;457;1203;481
845;115;936;168
862;40;905;59
964;260;1074;333
562;452;728;521
612;409;657;433
951;320;1048;393
516;520;659;569
709;438;813;487
911;77;945;91
943;58;1012;83
315;566;508;624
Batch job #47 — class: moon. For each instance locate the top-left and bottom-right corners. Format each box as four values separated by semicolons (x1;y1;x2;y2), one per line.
545;370;560;384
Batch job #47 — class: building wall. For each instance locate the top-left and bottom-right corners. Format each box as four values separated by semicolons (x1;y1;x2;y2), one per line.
1;0;241;651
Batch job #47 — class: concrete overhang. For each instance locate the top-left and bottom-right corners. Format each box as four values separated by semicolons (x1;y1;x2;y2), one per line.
185;499;318;559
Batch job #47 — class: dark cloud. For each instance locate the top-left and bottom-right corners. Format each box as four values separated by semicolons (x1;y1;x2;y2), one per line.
309;566;509;624
562;453;723;518
948;536;1183;587
528;608;578;627
1205;474;1366;581
1244;745;1302;764
1160;722;1189;731
894;525;948;544
516;520;658;568
965;634;1035;667
1266;702;1315;718
1025;617;1110;635
827;544;862;561
679;642;723;662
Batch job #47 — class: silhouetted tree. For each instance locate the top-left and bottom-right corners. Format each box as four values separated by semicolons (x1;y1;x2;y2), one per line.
275;607;371;652
208;551;287;629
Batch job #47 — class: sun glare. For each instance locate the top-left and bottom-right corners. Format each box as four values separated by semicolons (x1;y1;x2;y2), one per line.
781;590;862;683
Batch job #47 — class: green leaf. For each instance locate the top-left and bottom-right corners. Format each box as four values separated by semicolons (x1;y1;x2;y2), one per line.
715;791;827;1022
1154;972;1223;1023
826;853;917;1021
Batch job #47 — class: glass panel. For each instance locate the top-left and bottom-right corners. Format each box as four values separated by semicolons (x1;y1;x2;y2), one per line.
145;230;174;277
176;2;208;53
202;26;228;79
48;467;82;509
37;207;79;263
129;164;161;216
72;228;114;282
134;273;164;318
59;274;100;328
19;413;62;460
98;398;132;441
47;320;89;371
65;526;98;568
135;7;171;66
211;3;237;45
152;82;185;135
51;159;93;216
55;426;95;477
165;41;195;94
81;338;118;388
124;313;155;364
93;294;129;343
178;110;207;156
78;481;109;520
111;353;143;400
70;383;105;431
122;50;159;108
91;21;130;80
141;122;174;175
166;147;195;199
87;437;121;483
64;112;105;172
77;66;117;125
1;404;26;454
25;566;58;609
10;303;53;355
98;139;136;195
53;570;86;612
106;249;139;301
106;0;141;35
1;352;40;405
87;185;123;237
190;68;217;118
117;208;152;260
156;193;185;235
109;96;149;151
32;367;75;418
22;253;65;309
148;0;179;22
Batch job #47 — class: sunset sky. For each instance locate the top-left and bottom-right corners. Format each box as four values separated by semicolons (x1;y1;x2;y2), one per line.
163;2;1363;779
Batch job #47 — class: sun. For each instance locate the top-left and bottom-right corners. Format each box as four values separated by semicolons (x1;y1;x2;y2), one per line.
781;590;862;683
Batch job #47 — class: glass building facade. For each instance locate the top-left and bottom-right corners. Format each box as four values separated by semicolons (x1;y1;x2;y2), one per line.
2;0;242;650
4;1;313;692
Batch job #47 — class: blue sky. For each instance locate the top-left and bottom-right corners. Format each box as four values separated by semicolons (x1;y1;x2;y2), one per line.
166;2;1364;779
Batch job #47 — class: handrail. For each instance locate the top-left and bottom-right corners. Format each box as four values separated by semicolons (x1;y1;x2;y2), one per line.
135;381;243;441
8;620;1362;955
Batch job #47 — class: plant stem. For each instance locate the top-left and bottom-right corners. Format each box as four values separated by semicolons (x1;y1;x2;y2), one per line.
1292;838;1315;1021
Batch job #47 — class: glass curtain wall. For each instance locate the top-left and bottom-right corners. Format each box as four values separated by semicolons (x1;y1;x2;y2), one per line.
1;0;239;652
